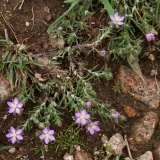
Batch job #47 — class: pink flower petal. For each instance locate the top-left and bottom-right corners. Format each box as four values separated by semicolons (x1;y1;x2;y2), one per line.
119;16;124;21
94;126;100;131
13;98;19;105
117;22;124;25
10;126;15;133
11;137;16;144
49;135;55;141
17;103;23;108
85;114;90;119
6;133;13;138
75;113;80;117
17;135;23;140
89;129;94;135
93;121;99;125
81;110;86;115
44;138;49;144
43;128;49;134
15;108;20;114
76;118;81;124
110;15;115;21
114;12;118;17
81;119;86;125
16;129;22;134
39;134;45;140
48;130;54;135
7;102;13;107
9;108;15;113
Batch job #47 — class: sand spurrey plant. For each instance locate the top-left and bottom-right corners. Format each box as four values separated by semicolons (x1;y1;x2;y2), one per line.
112;113;120;119
6;126;23;144
39;127;55;144
86;101;91;107
7;97;23;115
146;33;155;41
1;0;159;158
110;12;124;26
87;121;100;135
75;110;90;125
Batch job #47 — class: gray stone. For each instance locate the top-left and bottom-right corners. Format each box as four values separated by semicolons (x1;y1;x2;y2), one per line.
116;66;160;109
137;151;153;160
128;111;158;151
109;133;126;156
153;145;160;160
0;75;11;110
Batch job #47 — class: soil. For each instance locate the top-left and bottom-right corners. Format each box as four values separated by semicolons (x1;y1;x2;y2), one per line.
0;0;160;160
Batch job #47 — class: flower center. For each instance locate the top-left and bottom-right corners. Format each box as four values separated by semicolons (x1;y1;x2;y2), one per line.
149;35;152;39
12;133;17;137
91;125;95;129
80;115;85;120
115;16;120;21
45;134;50;139
12;104;17;109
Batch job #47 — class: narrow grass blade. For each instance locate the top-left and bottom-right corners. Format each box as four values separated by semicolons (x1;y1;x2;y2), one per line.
100;0;114;16
127;53;144;81
47;0;80;34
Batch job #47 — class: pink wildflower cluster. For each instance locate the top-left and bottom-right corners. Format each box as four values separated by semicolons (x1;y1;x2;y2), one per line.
6;98;24;144
75;109;100;135
110;12;124;26
146;33;155;41
6;97;55;144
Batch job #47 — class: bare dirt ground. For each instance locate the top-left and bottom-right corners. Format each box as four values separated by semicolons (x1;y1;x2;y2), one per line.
0;0;160;160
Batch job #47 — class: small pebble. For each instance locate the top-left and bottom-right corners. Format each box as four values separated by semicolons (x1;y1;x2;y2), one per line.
8;147;16;154
25;22;30;27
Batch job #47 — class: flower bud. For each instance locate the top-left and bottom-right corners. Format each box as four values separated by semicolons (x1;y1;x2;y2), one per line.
38;123;46;129
119;115;127;121
33;119;40;124
35;130;41;137
56;120;62;127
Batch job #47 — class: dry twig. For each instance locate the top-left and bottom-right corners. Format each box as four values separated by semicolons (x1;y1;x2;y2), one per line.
31;5;35;30
19;0;25;10
0;12;19;43
124;135;133;160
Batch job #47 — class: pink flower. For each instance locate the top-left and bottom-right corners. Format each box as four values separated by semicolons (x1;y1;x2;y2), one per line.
99;50;106;56
75;110;90;125
39;127;55;144
110;12;124;25
7;98;23;115
112;113;120;118
6;126;23;144
146;33;155;41
88;121;100;135
86;101;91;107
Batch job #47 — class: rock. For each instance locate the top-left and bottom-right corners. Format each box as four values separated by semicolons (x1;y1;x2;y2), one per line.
8;147;16;154
63;153;74;160
116;66;160;109
108;133;126;156
25;22;30;27
74;144;81;151
137;151;153;160
0;75;11;110
128;111;158;151
153;144;160;160
74;150;92;160
44;14;52;21
124;158;131;160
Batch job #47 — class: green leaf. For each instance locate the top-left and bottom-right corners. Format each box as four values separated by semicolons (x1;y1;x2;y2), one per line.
47;0;81;34
0;39;10;46
127;54;144;81
156;0;160;22
0;146;14;151
100;0;114;16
